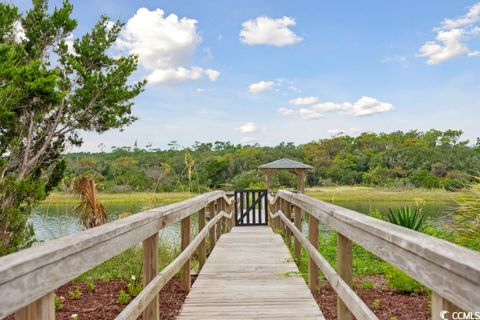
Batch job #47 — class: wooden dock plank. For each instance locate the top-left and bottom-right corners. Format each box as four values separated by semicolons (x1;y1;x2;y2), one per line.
177;226;324;320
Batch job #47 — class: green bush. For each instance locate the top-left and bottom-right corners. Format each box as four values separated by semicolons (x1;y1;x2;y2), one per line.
385;206;428;231
383;265;425;294
117;290;131;305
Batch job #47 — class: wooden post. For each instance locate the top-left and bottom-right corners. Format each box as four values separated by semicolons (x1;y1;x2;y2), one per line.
215;200;221;241
283;200;291;247
308;213;319;291
208;201;216;251
181;216;191;291
294;205;302;260
431;292;462;320
231;199;236;229
16;292;55;320
337;232;353;320
142;234;159;320
198;207;206;270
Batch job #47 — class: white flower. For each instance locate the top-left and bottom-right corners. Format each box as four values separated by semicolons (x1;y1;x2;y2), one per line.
70;314;79;320
131;275;136;281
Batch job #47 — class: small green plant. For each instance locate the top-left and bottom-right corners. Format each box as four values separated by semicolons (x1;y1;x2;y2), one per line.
388;316;398;320
383;265;425;294
371;298;381;309
86;279;95;292
362;280;374;289
385;206;428;231
369;209;382;220
54;295;64;311
117;290;131;305
68;286;82;299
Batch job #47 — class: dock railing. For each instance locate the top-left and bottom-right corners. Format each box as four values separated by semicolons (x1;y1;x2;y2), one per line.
269;190;480;320
0;191;235;320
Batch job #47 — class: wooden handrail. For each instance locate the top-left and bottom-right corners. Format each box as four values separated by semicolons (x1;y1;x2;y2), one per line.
116;209;232;320
270;190;480;314
270;209;378;320
0;191;226;319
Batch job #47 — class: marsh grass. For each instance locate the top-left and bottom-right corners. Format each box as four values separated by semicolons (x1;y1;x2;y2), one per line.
44;192;193;204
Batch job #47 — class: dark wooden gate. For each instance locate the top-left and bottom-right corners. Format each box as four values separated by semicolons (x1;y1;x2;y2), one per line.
234;189;268;226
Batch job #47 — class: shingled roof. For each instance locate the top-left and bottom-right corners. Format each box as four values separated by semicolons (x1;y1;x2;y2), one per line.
258;158;313;170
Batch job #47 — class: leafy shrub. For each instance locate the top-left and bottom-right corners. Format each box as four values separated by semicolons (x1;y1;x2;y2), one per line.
117;290;131;305
55;295;64;311
385;206;427;231
68;286;82;299
371;298;381;309
86;279;95;292
383;265;425;294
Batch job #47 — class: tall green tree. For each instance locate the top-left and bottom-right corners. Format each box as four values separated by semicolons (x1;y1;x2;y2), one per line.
0;0;145;255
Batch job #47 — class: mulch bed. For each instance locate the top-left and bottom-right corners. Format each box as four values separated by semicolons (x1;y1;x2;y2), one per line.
7;276;194;320
313;275;430;320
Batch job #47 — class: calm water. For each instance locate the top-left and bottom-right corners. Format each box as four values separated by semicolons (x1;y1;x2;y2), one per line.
29;199;455;243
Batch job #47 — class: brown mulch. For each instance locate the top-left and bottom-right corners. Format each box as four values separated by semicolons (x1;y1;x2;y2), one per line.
7;276;194;320
313;275;430;320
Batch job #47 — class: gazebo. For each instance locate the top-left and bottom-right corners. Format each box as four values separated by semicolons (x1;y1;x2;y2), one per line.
258;158;313;193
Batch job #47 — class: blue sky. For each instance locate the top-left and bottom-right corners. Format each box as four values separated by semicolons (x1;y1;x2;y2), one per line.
15;0;480;151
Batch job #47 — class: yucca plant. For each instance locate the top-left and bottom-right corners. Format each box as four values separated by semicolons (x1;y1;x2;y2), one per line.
385;206;428;231
74;174;108;229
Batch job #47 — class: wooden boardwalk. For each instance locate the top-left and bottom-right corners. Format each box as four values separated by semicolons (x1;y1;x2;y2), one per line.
177;226;325;320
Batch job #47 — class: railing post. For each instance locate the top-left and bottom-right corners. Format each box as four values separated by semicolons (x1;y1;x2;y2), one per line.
431;292;462;320
283;200;291;247
221;199;227;234
231;198;236;229
198;207;207;270
308;213;319;291
209;201;216;251
181;216;191;291
16;292;55;320
142;233;159;320
294;205;302;260
337;232;353;320
215;200;221;241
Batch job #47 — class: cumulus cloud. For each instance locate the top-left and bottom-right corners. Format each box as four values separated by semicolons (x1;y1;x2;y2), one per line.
240;16;302;46
417;2;480;64
236;122;258;133
117;8;220;84
279;96;394;119
248;81;275;93
289;96;318;106
278;107;295;116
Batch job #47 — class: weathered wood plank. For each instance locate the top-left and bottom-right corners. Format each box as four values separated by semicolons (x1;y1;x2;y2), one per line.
308;213;319;291
15;292;55;320
198;208;206;270
277;190;480;311
181;216;191;291
142;234;159;320
0;191;225;318
177;226;324;320
337;232;353;320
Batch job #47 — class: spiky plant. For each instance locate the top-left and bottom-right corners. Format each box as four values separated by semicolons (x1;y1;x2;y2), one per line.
385;206;428;231
453;181;480;250
74;174;108;228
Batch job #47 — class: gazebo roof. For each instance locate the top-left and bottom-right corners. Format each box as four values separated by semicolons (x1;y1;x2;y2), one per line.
258;158;313;170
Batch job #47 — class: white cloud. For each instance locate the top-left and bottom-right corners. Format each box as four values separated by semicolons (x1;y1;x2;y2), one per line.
380;55;409;68
13;21;26;43
417;2;480;64
196;88;206;93
289;96;318;106
240;16;302;46
279;96;394;119
117;8;220;84
327;128;360;136
240;137;256;145
299;108;322;120
248;81;274;93
236;122;258;133
278;107;295;116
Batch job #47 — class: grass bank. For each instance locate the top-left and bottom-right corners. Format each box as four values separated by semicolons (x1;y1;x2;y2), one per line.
44;191;193;204
305;186;456;202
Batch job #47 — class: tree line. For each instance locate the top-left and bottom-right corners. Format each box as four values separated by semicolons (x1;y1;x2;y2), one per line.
62;129;480;193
